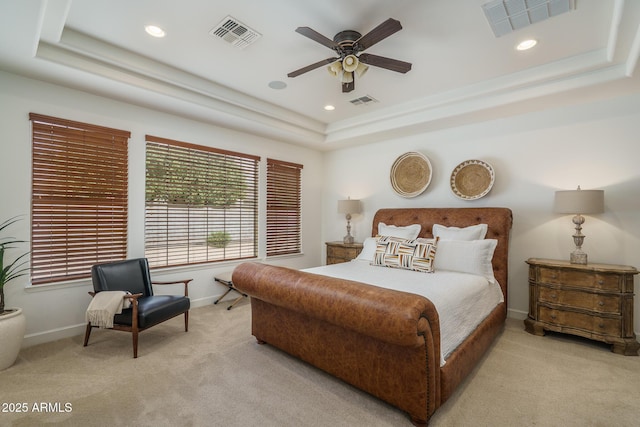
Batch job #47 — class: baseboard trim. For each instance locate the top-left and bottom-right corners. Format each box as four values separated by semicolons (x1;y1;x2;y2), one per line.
507;308;528;320
23;324;87;348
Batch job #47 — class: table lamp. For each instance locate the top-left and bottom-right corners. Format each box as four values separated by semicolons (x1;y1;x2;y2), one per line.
554;186;604;264
337;197;361;244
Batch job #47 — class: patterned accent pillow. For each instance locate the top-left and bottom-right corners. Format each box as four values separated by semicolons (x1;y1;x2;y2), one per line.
372;236;438;273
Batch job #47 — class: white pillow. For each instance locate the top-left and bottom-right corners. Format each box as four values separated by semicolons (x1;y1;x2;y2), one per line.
355;237;377;261
378;222;421;240
432;223;487;241
433;239;497;282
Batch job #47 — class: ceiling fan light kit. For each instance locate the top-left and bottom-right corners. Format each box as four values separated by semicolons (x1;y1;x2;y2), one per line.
342;55;358;72
287;18;412;93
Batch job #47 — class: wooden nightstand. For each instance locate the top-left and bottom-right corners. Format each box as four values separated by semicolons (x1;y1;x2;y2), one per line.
325;241;363;265
524;258;639;355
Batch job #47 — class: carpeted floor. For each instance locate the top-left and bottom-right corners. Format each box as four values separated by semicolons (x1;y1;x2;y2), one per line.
1;300;639;427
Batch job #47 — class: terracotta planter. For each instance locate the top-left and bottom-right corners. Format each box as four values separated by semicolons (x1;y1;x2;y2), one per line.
0;308;26;370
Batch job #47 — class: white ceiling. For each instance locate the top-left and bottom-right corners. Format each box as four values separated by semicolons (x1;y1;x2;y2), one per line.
1;0;639;150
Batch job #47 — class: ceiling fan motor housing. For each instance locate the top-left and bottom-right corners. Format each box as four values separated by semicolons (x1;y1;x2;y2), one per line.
333;30;362;55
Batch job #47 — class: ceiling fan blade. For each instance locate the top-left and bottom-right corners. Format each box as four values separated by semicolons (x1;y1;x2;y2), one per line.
287;57;340;78
358;53;412;73
295;27;339;50
355;18;403;51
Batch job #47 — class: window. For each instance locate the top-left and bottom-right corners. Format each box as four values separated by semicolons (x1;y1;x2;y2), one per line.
30;113;130;284
145;135;259;268
266;158;303;256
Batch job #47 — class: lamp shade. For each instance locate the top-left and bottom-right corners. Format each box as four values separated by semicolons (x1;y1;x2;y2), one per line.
327;61;342;77
342;55;359;72
340;70;353;83
338;199;361;215
355;62;369;77
554;188;604;214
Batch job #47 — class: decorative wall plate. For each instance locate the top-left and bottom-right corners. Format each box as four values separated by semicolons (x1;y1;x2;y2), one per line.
390;152;432;198
450;159;495;200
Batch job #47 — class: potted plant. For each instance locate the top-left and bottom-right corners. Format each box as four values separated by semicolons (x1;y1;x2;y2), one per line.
0;217;29;370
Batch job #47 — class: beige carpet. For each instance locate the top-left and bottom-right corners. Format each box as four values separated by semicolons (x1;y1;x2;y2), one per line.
1;300;639;427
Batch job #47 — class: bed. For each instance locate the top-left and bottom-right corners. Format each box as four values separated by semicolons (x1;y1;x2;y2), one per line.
232;207;513;425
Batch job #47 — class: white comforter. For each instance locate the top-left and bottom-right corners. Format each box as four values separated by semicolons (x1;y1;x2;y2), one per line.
304;260;504;366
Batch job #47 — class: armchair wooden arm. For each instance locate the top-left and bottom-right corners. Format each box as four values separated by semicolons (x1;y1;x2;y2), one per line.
152;278;192;297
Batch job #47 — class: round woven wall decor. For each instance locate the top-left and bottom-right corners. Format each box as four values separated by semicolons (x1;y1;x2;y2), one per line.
390;152;432;198
450;159;495;200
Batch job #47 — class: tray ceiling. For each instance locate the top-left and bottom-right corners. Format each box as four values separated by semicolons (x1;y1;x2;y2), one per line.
0;0;639;150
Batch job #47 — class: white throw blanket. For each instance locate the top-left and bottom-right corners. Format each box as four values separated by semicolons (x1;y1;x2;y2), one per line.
85;291;132;328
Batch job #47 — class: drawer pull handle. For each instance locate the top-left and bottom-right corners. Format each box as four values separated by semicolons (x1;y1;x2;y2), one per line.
598;323;605;329
598;301;604;306
598;280;604;285
550;292;557;299
550;314;557;320
551;274;557;279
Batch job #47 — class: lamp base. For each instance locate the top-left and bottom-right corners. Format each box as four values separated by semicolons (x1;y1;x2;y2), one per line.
343;235;354;244
570;250;588;265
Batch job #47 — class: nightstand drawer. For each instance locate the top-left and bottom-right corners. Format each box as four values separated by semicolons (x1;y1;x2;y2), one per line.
539;267;620;291
328;246;348;259
538;286;620;314
325;241;363;265
327;246;360;260
538;306;621;336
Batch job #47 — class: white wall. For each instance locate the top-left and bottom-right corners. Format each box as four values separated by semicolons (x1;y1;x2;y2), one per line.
0;71;324;347
323;93;640;333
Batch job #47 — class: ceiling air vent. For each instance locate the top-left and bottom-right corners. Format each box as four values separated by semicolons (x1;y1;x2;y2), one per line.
209;16;261;48
349;95;379;106
482;0;574;37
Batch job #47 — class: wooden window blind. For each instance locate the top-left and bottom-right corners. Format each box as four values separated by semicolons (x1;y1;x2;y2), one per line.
266;158;303;257
30;113;130;284
145;135;259;268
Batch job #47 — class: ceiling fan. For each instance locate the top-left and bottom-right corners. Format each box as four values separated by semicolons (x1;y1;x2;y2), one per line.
287;18;412;93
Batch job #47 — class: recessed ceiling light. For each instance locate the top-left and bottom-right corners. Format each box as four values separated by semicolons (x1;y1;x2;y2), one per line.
324;105;335;111
516;39;537;51
145;25;166;38
268;81;287;90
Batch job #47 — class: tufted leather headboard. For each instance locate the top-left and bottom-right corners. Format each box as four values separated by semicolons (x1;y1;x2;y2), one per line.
372;208;513;303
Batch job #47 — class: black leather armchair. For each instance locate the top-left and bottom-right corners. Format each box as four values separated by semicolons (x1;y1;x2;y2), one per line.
83;258;192;358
